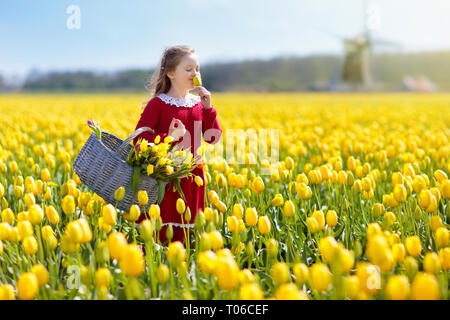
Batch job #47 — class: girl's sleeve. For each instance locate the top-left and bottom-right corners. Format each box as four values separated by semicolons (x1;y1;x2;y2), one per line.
202;105;222;144
133;99;169;146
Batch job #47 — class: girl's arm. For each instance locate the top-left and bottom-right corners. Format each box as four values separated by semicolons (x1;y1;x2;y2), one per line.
202;105;222;144
133;99;170;146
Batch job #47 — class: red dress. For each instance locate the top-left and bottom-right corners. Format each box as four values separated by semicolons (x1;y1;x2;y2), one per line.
133;93;222;244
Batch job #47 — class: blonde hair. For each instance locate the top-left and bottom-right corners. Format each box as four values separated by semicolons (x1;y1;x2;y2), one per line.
145;45;196;98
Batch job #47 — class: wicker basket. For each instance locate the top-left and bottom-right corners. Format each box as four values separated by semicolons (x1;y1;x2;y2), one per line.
73;127;167;212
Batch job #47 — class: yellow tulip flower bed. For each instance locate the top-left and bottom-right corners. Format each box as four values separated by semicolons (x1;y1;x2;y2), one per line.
0;93;448;300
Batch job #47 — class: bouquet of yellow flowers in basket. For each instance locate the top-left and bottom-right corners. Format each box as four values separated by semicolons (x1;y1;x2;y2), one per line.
126;135;196;204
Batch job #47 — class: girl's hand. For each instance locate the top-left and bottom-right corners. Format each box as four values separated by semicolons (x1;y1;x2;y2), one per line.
195;86;211;109
168;118;186;141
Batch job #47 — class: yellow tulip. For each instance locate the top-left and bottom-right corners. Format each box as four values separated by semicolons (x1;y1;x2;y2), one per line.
0;284;15;300
311;210;325;231
423;252;441;274
101;204;117;225
310;263;332;292
215;256;239;291
209;230;224;250
128;205;141;222
318;236;338;263
215;200;227;213
23;236;38;255
392;172;404;185
356;262;380;296
234;174;245;189
326;210;338;227
85;200;96;216
167;241;187;266
386;275;410;300
239;283;264;300
271;262;290;286
283;200;295;218
95;268;112;288
197;250;217;275
306;217;319;233
149;204;160;219
176;198;186;214
120;244;145;277
98;217;111;234
393;184;407;203
45;205;60;225
440;179;450;199
24;193;36;208
30;264;49;286
62;195;76;215
438;247;450;270
336;247;355;273
405;236;422;257
296;173;309;185
343;275;359;299
435;227;449;248
338;171;347;185
275;283;309;300
137;190;148;206
252;177;265;194
194;175;204;187
392;243;406;262
41;168;51;182
156;264;170;284
232;203;244;219
227;215;239;233
140;220;153;241
257;216;271;235
434;169;447;183
17;220;33;239
1;208;15;225
413;175;426;194
430;187;441;202
293;263;309;285
425;195;437;213
0;222;12;241
411;272;440;300
366;222;382;238
107;232;127;261
244;207;258;227
17;272;38;300
271;193;284;207
430;215;443;232
29;204;44;225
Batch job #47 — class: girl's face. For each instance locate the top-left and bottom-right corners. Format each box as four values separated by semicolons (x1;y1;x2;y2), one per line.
167;53;200;91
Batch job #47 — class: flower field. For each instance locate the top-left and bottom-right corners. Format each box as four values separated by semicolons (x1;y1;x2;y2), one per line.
0;92;449;300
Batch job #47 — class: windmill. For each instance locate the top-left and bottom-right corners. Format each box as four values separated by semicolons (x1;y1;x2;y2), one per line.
311;1;402;91
342;1;406;90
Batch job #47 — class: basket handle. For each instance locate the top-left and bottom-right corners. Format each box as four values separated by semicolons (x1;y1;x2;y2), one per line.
114;126;155;156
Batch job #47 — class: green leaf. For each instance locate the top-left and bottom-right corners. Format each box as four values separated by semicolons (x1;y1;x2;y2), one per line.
131;166;141;196
157;180;166;205
174;179;186;202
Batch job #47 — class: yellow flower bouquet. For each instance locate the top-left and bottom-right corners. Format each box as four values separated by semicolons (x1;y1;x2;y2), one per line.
126;135;196;204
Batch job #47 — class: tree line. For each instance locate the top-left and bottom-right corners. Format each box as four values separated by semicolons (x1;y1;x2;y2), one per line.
2;51;450;92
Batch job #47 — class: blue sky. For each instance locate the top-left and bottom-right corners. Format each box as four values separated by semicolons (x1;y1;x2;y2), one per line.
1;0;450;81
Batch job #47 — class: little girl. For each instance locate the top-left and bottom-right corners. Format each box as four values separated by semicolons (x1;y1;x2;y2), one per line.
133;45;222;245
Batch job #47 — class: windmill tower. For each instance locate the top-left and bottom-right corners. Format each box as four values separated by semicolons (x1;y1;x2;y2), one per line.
310;1;402;92
340;35;372;88
340;1;375;89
